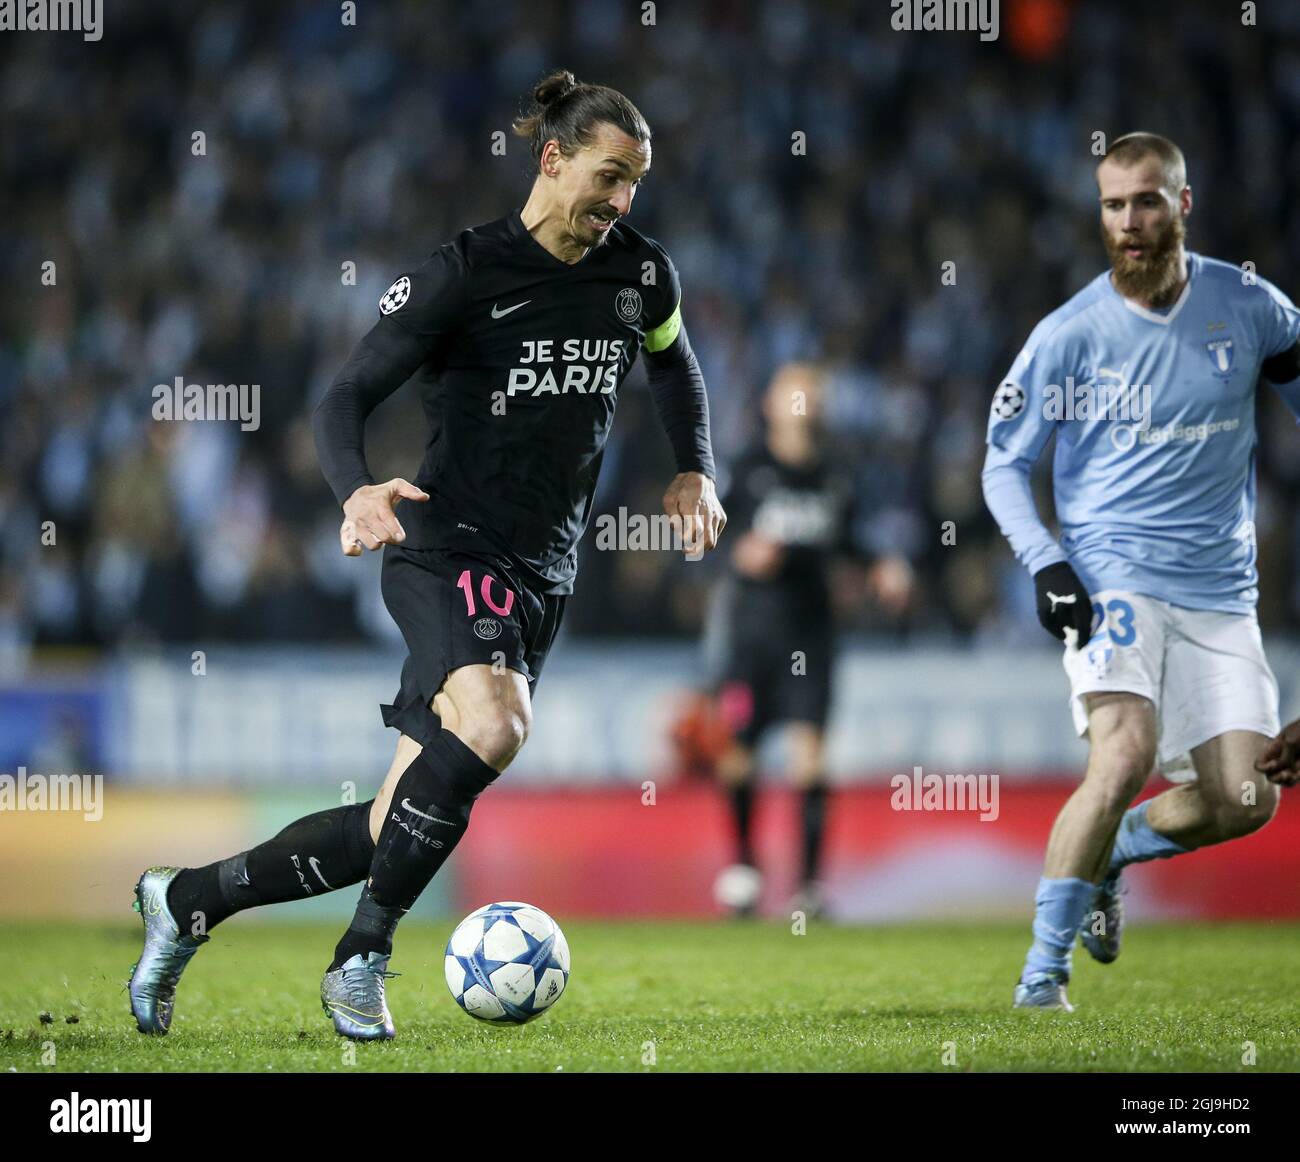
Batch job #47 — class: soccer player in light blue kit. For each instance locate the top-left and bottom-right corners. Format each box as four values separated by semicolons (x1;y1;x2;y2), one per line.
982;133;1300;1011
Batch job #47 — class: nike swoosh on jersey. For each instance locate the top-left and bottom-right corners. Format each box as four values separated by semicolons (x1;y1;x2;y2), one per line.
307;856;332;889
400;798;459;826
490;300;531;318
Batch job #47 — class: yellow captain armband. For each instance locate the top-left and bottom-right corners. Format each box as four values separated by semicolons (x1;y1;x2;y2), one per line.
643;298;682;354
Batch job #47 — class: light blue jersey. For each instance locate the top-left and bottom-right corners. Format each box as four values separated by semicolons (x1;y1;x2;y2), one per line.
983;252;1300;613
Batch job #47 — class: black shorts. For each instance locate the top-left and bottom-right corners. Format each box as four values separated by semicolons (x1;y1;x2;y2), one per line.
704;582;834;747
379;544;566;748
715;633;834;747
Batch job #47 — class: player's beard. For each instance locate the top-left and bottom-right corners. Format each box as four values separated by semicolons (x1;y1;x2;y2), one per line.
579;206;617;249
1102;213;1186;307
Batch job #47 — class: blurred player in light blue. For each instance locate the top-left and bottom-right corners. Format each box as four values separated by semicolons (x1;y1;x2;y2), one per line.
982;133;1300;1011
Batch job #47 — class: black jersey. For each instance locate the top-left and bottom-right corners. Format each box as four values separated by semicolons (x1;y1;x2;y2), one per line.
314;207;713;595
721;443;861;628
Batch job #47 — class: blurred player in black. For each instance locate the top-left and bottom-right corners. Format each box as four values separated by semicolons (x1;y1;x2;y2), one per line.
129;70;725;1041
704;363;911;919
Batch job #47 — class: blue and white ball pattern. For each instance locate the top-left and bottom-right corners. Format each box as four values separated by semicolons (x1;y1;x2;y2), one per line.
444;902;570;1024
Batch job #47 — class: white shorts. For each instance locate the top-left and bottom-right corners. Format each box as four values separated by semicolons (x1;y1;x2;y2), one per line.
1062;589;1280;780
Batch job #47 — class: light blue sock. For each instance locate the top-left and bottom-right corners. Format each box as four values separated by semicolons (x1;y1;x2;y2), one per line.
1022;876;1097;980
1108;800;1188;875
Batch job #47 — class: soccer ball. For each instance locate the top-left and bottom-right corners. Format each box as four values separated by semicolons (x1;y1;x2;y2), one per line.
991;381;1026;420
444;901;570;1024
713;863;762;912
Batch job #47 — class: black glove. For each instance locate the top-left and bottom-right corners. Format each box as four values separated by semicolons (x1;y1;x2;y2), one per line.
1033;561;1093;644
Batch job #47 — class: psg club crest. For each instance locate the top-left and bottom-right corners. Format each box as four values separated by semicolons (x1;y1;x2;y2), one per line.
380;276;411;315
615;287;642;323
1205;337;1235;375
473;617;502;640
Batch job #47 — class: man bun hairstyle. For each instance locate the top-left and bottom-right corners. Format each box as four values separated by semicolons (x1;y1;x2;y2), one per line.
1101;131;1187;192
511;69;651;169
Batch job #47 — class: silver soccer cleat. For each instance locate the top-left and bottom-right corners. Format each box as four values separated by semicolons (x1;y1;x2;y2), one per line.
321;952;399;1041
128;866;210;1035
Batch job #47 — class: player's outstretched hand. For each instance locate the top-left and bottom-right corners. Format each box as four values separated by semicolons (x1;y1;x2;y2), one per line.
1255;718;1300;786
663;472;726;560
339;478;430;556
1033;561;1093;646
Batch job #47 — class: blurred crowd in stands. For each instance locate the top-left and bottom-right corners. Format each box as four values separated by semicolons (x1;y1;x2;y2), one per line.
4;0;1300;670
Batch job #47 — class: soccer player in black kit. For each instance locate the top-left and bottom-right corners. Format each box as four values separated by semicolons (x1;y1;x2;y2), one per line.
127;71;726;1041
705;364;911;920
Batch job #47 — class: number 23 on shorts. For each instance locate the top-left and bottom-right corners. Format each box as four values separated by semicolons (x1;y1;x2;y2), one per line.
1091;597;1136;647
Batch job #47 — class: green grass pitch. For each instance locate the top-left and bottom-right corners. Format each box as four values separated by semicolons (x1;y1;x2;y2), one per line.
1;919;1297;1072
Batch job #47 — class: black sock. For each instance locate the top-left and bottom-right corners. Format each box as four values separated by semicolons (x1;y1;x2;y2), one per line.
166;801;376;935
800;782;829;885
728;780;756;866
330;728;497;970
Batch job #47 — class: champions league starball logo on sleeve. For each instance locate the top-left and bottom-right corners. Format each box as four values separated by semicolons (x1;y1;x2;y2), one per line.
380;276;412;315
991;381;1025;420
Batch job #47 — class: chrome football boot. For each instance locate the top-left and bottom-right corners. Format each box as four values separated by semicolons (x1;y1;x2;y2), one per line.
128;866;210;1035
321;951;399;1041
